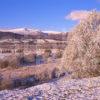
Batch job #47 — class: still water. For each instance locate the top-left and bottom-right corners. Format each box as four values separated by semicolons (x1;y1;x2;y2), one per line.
0;53;56;66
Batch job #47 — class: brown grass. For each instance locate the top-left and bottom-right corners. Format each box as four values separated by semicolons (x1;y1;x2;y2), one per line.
0;55;19;69
0;53;37;69
55;49;63;58
0;59;62;90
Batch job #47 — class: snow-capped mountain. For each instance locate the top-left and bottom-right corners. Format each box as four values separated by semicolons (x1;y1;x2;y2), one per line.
43;31;62;34
0;28;67;41
0;28;42;35
0;28;66;35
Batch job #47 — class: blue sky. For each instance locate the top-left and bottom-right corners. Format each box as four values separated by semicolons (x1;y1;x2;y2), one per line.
0;0;99;31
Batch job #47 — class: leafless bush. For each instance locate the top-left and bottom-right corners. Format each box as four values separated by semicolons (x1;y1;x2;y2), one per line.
24;53;36;63
61;10;100;78
2;49;12;53
44;49;52;58
0;55;20;69
55;49;63;58
16;49;24;53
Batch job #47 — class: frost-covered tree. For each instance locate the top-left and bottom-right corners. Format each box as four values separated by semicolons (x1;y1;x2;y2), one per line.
61;10;100;78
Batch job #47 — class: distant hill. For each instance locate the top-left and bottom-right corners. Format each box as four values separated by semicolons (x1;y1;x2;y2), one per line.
0;28;68;41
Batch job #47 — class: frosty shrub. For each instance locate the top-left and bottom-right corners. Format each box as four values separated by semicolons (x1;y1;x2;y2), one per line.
61;10;100;78
0;54;20;69
55;49;63;58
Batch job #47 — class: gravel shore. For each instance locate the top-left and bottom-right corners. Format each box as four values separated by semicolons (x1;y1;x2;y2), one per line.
0;76;100;100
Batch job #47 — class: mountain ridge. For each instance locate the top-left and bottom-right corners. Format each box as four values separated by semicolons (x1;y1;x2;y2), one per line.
0;28;68;41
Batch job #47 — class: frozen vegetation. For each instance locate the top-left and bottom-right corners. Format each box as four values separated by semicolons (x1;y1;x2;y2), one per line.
0;10;100;100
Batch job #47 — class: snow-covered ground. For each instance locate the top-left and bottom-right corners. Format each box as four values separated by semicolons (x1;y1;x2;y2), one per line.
0;76;100;100
0;53;11;59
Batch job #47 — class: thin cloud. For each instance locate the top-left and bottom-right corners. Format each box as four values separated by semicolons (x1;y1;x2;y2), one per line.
97;0;100;2
66;10;90;21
